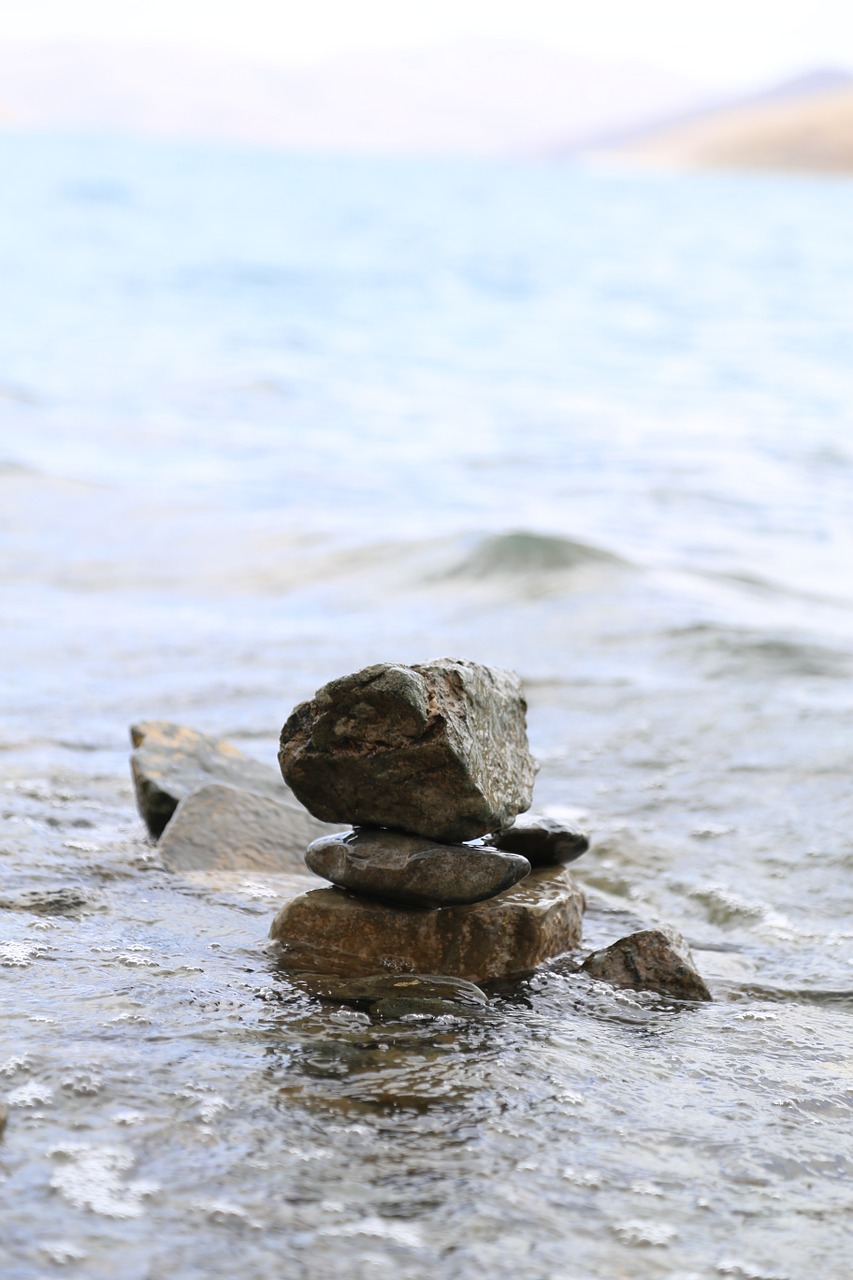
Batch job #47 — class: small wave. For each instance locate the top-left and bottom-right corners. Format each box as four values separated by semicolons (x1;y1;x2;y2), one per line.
439;531;626;581
665;624;852;680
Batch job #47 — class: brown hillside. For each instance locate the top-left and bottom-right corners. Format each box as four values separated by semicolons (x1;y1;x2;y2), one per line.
625;85;853;173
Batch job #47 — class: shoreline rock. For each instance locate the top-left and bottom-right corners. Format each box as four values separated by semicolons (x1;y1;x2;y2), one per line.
158;784;342;873
582;928;712;1001
130;721;292;838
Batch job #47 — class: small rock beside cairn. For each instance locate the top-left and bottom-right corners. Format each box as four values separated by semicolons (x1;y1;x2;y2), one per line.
269;658;588;983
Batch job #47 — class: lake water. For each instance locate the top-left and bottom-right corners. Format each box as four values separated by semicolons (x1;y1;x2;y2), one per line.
2;133;853;1279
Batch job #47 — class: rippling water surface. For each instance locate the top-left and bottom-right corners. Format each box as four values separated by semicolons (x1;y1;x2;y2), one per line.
2;134;853;1278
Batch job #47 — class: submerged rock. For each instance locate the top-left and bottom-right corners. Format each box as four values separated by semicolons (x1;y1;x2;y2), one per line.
488;815;589;866
278;658;537;843
158;784;339;873
288;972;487;1009
130;720;290;838
582;928;713;1001
0;887;92;916
270;865;585;984
305;827;530;908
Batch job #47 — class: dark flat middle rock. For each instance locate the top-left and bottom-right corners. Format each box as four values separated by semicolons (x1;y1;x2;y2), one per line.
305;827;531;908
488;815;589;866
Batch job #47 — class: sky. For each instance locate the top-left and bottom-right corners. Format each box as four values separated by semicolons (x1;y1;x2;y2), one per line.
2;0;853;88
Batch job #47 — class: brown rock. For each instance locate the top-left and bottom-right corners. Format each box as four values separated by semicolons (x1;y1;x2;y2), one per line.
269;865;585;984
278;658;537;842
158;784;340;873
582;928;712;1001
305;827;530;908
130;720;291;838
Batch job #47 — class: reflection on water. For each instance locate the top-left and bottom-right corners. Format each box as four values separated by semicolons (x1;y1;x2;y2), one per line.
2;134;853;1276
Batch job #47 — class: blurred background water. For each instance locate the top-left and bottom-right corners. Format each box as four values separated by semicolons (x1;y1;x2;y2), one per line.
2;132;853;1278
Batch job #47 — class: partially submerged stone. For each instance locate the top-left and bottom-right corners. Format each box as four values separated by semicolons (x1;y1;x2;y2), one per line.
279;658;537;843
270;865;585;984
305;827;530;908
287;972;487;1009
488;815;589;867
130;720;290;838
582;928;713;1001
158;784;339;873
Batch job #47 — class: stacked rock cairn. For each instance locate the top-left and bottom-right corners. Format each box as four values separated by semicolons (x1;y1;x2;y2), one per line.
269;658;590;984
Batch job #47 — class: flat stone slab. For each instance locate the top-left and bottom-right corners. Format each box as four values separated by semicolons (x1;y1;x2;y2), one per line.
582;928;713;1001
158;784;340;873
305;827;530;908
270;865;585;984
130;720;291;838
488;815;589;866
278;658;537;842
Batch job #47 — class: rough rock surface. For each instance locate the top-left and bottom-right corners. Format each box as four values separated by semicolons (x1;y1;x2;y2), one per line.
270;865;585;983
158;784;339;873
582;928;713;1001
130;720;292;838
278;658;537;842
305;827;530;908
488;815;589;866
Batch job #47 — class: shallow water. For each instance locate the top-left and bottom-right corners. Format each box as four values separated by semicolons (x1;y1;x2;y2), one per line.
2;134;853;1278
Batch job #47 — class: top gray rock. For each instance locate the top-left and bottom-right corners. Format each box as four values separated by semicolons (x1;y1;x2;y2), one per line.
279;659;537;842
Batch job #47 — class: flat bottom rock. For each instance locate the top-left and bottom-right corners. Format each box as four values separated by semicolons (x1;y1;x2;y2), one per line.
582;928;712;1001
270;865;585;984
287;972;487;1009
158;784;340;873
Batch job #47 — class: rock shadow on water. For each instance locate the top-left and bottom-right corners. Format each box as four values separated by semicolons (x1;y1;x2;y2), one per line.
258;979;499;1117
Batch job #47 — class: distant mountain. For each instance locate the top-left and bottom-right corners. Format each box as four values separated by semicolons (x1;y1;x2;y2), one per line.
0;40;713;156
602;67;853;173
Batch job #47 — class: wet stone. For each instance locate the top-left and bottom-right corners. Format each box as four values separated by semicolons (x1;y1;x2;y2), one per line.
488;815;589;866
286;972;487;1009
158;783;340;873
130;720;293;839
305;827;530;908
582;927;713;1001
0;887;92;916
369;996;487;1020
270;865;585;984
278;658;537;843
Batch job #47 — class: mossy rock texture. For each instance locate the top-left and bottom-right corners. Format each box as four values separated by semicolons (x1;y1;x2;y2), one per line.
279;658;537;842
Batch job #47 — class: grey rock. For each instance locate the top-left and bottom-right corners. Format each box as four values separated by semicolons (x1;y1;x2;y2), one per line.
270;865;585;984
130;720;291;838
279;658;537;842
0;1103;7;1138
488;815;589;866
305;827;530;908
158;783;340;873
288;972;487;1008
582;928;713;1001
0;887;92;916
